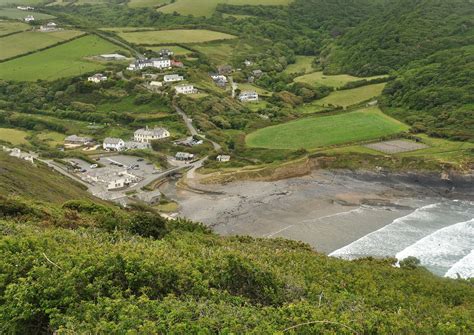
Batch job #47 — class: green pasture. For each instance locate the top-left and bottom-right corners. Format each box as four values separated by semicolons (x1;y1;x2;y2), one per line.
116;29;236;45
0;20;29;36
36;131;65;147
294;71;386;88
158;0;292;17
238;83;271;96
0;30;83;60
0;0;46;4
284;56;314;74
0;127;29;145
0;8;54;19
0;34;125;81
246;107;409;150
315;83;386;108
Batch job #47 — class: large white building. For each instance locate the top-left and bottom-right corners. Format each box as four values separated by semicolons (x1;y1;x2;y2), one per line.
103;138;125;151
164;74;184;83
24;15;34;22
127;57;171;71
174;84;196;95
239;90;259;102
134;127;170;143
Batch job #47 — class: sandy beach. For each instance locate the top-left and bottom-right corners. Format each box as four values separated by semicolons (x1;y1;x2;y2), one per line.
160;170;470;253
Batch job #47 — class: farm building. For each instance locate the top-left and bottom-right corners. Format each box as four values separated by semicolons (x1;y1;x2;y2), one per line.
103;138;125;151
164;74;184;83
175;84;196;95
100;53;127;61
124;141;150;150
88;73;107;83
149;81;163;87
216;155;230;162
239;91;259;102
134;127;170;143
24;15;35;22
158;49;174;57
175;152;194;161
39;22;58;32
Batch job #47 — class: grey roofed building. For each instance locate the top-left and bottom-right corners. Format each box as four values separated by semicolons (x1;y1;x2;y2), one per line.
65;135;93;144
175;152;194;160
103;137;122;145
124;141;150;150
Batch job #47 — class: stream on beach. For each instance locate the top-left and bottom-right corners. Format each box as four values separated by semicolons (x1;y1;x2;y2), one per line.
160;170;474;279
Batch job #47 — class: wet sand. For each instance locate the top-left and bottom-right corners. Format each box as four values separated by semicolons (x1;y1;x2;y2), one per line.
161;170;470;253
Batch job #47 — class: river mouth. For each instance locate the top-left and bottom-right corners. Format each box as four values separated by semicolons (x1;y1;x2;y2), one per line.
160;169;474;278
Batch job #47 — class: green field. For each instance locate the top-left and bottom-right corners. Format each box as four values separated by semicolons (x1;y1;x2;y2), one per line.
158;0;292;17
148;45;192;56
246;107;408;149
0;8;54;19
0;30;83;60
0;20;29;36
316;83;386;108
284;56;314;74
0;34;125;81
116;29;236;45
0;127;29;145
36;131;65;147
294;71;386;88
238;82;271;96
0;0;46;4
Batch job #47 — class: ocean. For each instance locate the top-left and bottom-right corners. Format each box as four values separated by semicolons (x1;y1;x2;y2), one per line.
329;200;474;279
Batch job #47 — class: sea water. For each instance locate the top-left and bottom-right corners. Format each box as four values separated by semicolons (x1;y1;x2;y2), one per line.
329;200;474;279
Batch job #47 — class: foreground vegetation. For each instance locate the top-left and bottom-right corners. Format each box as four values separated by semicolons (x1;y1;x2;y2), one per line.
0;161;472;333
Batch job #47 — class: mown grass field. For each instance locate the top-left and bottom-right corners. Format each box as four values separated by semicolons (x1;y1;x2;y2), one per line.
0;21;29;36
158;0;292;17
0;127;29;145
116;29;236;45
193;39;254;64
36;131;65;147
294;71;386;88
0;8;54;19
284;56;314;74
316;83;386;108
148;45;192;56
238;82;272;96
0;35;124;81
0;30;83;60
246;107;409;150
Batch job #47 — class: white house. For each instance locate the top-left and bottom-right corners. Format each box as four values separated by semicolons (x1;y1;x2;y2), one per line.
174;84;196;95
216;155;230;162
17;6;34;10
164;74;184;83
24;15;35;22
134;127;170;143
88;73;107;83
239;91;259;102
151;57;171;69
103;138;125;151
39;22;58;32
210;74;227;82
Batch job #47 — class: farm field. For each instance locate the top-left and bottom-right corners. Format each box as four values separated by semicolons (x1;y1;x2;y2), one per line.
0;127;29;145
315;83;386;108
0;30;83;60
294;71;386;88
148;45;192;56
192;39;253;64
36;131;65;147
115;29;236;45
0;21;29;36
128;0;169;8
0;8;54;19
158;0;292;17
284;56;314;74
238;83;272;96
0;34;125;81
246;107;409;150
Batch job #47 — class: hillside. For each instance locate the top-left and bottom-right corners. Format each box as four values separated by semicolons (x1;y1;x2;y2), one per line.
0;152;95;203
323;0;474;76
1;193;473;333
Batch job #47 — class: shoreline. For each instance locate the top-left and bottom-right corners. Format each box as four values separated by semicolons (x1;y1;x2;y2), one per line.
163;169;473;254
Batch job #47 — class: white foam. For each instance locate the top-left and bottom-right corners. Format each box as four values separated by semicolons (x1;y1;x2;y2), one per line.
445;250;474;279
396;219;474;275
329;201;473;260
